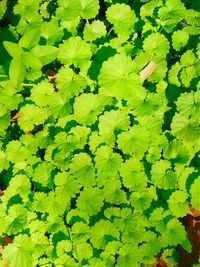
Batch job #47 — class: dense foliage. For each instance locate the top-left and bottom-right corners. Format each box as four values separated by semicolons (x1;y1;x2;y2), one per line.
0;0;200;266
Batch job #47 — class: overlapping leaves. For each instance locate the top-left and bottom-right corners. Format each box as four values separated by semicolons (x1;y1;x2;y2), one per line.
0;0;199;266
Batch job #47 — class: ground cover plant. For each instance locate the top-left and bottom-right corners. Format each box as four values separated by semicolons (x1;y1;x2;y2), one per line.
0;0;200;266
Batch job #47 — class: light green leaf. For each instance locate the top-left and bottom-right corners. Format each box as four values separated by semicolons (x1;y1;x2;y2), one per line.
32;162;54;187
74;242;93;260
6;140;28;164
56;66;86;96
130;187;157;211
190;177;200;210
3;41;24;58
127;90;161;116
143;32;170;58
168;191;188;218
98;109;130;136
18;104;48;131
69;153;96;186
84;20;106;41
32;45;58;65
9;58;26;88
106;3;136;36
54;171;80;199
5;174;31;202
59;36;92;67
176;91;200;120
104;179;127;204
90;220;119;249
94;145;122;178
73;93;107;125
40;20;64;45
56;0;81;21
3;235;33;267
98;54;142;100
172;30;189;51
76;187;104;216
5;205;28;235
18;27;40;49
30;81;54;107
151;160;178;189
80;0;99;19
171;114;200;141
71;222;90;242
117;125;149;157
0;150;9;172
166;218;188;246
120;157;147;191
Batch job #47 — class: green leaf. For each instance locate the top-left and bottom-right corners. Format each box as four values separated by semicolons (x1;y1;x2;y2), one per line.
18;104;48;131
3;41;24;58
4;205;28;235
80;0;99;19
98;109;130;136
168;62;182;86
94;145;123;178
32;45;58;65
117;244;142;266
40;20;64;45
0;150;9;172
171;114;200;141
98;54;142;100
166;218;188;246
0;0;7;20
0;86;22;110
5;174;31;202
120;157;147;191
47;92;72;118
117;125;149;157
56;67;86;97
127;90;162;116
151;160;178;189
104;179;127;204
90;220;119;249
176;91;200;120
172;30;189;51
84;20;107;41
69;153;96;186
32;162;54;187
71;222;90;242
9;58;26;88
56;240;72;257
31;232;49;258
74;242;93;260
190;177;200;210
23;51;42;80
168;191;188;218
3;235;33;267
6;140;28;164
130;187;157;211
106;3;136;36
54;171;80;199
76;187;104;216
73;93;107;125
143;32;170;58
164;139;189;165
56;0;81;21
13;0;39;19
30;81;54;107
59;36;92;67
0;105;10;132
158;0;186;32
18;27;40;49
